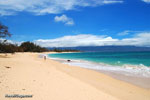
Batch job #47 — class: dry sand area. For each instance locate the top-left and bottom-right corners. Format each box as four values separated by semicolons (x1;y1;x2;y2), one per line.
0;53;150;100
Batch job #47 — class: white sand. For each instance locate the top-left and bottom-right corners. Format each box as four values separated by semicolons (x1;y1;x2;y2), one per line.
0;52;150;100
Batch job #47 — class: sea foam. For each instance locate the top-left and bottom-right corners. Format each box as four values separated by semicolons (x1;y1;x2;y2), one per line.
48;57;150;78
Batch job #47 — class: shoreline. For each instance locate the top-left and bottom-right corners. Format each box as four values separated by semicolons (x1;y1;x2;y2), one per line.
45;53;150;100
47;53;150;89
0;52;150;100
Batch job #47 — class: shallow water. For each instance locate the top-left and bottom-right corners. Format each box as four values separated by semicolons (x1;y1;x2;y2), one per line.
48;52;150;88
48;57;150;89
48;52;150;67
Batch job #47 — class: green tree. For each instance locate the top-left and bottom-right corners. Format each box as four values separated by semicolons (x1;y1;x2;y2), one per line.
20;42;35;52
0;22;11;38
20;41;47;52
0;22;14;54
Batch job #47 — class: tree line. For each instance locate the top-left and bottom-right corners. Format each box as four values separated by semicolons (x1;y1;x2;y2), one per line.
0;41;48;53
0;22;48;53
0;22;79;53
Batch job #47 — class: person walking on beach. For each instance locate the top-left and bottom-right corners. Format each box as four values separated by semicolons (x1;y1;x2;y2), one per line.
44;56;46;60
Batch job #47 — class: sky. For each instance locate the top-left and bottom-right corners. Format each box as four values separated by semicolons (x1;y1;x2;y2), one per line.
0;0;150;47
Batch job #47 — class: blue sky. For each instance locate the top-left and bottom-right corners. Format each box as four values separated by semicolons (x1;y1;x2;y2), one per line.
0;0;150;47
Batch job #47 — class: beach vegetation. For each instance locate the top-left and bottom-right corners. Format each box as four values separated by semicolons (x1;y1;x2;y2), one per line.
0;22;11;38
52;48;80;52
0;22;79;53
0;22;47;53
20;41;47;52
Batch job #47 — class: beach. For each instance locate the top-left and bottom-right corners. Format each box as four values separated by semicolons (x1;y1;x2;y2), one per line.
0;52;150;100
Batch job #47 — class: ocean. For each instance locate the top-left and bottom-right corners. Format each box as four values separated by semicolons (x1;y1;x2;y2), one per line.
48;51;150;78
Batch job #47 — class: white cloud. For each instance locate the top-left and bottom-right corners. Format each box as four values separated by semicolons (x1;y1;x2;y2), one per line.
2;31;150;47
103;0;123;4
54;14;74;26
118;30;130;36
34;32;150;47
113;32;150;46
117;30;144;36
0;38;23;45
142;0;150;3
34;34;118;47
0;0;124;16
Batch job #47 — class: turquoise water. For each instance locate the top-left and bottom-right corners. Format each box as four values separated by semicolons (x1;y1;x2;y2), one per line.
48;52;150;67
